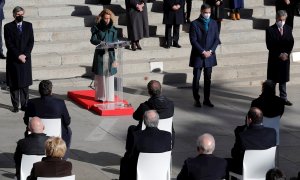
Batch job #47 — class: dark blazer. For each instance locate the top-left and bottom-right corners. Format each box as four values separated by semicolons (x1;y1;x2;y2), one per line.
163;0;185;25
27;157;72;180
231;124;276;172
4;21;34;88
251;94;285;118
14;133;49;179
177;154;227;180
23;96;72;147
120;127;172;180
266;24;294;83
189;18;220;68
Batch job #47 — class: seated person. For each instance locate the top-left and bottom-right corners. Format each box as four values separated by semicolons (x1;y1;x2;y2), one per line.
119;110;172;180
251;80;285;118
24;80;72;158
230;107;276;174
266;168;286;180
27;137;72;180
177;133;227;180
14;117;49;180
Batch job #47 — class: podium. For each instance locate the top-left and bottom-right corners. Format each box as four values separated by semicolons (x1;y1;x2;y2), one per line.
68;41;134;116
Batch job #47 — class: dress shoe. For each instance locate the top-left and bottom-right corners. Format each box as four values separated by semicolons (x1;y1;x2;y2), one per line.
164;44;170;49
194;101;201;108
0;53;5;59
285;100;293;106
235;12;241;20
203;100;214;107
173;43;182;48
11;107;19;113
131;42;137;51
136;42;142;50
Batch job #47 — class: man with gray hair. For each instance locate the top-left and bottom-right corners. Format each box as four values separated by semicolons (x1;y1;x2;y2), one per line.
13;117;49;180
4;6;34;112
119;110;172;180
266;10;294;106
177;133;227;180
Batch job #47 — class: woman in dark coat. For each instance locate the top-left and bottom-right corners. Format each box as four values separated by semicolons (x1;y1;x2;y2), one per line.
90;9;118;102
125;0;149;51
230;0;244;20
27;137;72;180
204;0;224;33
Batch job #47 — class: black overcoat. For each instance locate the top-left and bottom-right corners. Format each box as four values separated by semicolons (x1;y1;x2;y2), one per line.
266;24;294;83
125;0;149;41
4;21;34;88
163;0;185;25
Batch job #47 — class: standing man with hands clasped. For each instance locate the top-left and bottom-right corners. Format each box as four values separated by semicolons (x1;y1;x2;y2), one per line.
189;4;220;108
4;6;34;113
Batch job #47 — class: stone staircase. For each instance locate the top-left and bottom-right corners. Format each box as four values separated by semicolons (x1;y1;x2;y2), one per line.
1;0;300;87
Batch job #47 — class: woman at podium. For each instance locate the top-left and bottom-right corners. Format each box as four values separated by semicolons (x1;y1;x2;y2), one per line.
90;9;118;102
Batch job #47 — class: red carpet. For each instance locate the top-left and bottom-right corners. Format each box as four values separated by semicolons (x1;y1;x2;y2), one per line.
68;90;134;116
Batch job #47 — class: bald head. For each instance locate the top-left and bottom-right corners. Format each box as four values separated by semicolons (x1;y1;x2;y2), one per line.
143;110;159;127
197;133;215;154
247;107;263;125
147;80;162;96
29;117;44;133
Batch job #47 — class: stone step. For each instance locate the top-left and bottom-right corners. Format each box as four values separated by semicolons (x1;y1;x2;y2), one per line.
5;0;123;7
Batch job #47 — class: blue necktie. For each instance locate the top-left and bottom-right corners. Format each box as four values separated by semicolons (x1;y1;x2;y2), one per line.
17;24;22;33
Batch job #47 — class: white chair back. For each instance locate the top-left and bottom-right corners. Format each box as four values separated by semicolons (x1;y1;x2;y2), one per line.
243;146;276;180
37;175;75;180
20;154;45;180
137;151;171;180
141;117;173;133
41;118;62;137
263;116;280;145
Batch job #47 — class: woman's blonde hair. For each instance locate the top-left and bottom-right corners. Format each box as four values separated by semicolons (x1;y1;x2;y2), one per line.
45;137;67;158
96;9;115;24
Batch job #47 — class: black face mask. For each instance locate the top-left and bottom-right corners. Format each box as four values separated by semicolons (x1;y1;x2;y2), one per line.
15;16;23;23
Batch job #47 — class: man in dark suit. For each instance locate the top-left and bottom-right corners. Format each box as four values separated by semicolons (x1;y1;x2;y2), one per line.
0;0;5;59
4;6;34;113
230;107;276;174
14;117;49;180
251;80;285;118
163;0;185;48
119;110;172;180
266;10;294;106
177;133;227;180
276;0;295;29
23;80;72;158
189;3;220;108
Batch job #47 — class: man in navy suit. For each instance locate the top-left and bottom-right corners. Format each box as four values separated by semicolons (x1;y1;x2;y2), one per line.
4;6;34;112
230;107;276;174
189;3;220;108
177;133;227;180
0;0;5;59
23;80;72;158
119;110;172;180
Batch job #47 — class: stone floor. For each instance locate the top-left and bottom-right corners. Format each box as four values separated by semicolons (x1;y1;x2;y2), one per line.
0;79;300;180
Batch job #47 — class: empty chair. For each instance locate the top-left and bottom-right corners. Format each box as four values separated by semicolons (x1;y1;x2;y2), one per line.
137;151;171;180
263;116;280;145
41;118;62;137
141;117;173;133
229;146;277;180
37;175;75;180
20;154;45;180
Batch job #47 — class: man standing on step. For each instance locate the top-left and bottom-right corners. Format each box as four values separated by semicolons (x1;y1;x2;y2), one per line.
4;6;34;112
189;3;220;108
266;10;294;106
163;0;185;48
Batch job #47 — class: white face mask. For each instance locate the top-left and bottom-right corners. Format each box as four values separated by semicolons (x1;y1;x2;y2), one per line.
202;13;211;20
276;20;285;28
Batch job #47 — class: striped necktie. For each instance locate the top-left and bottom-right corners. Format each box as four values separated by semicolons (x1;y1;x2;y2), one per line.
17;24;22;33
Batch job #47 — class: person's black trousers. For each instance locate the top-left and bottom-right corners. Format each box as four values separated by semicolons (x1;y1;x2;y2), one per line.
165;24;180;46
9;86;29;110
186;0;192;20
192;67;212;102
